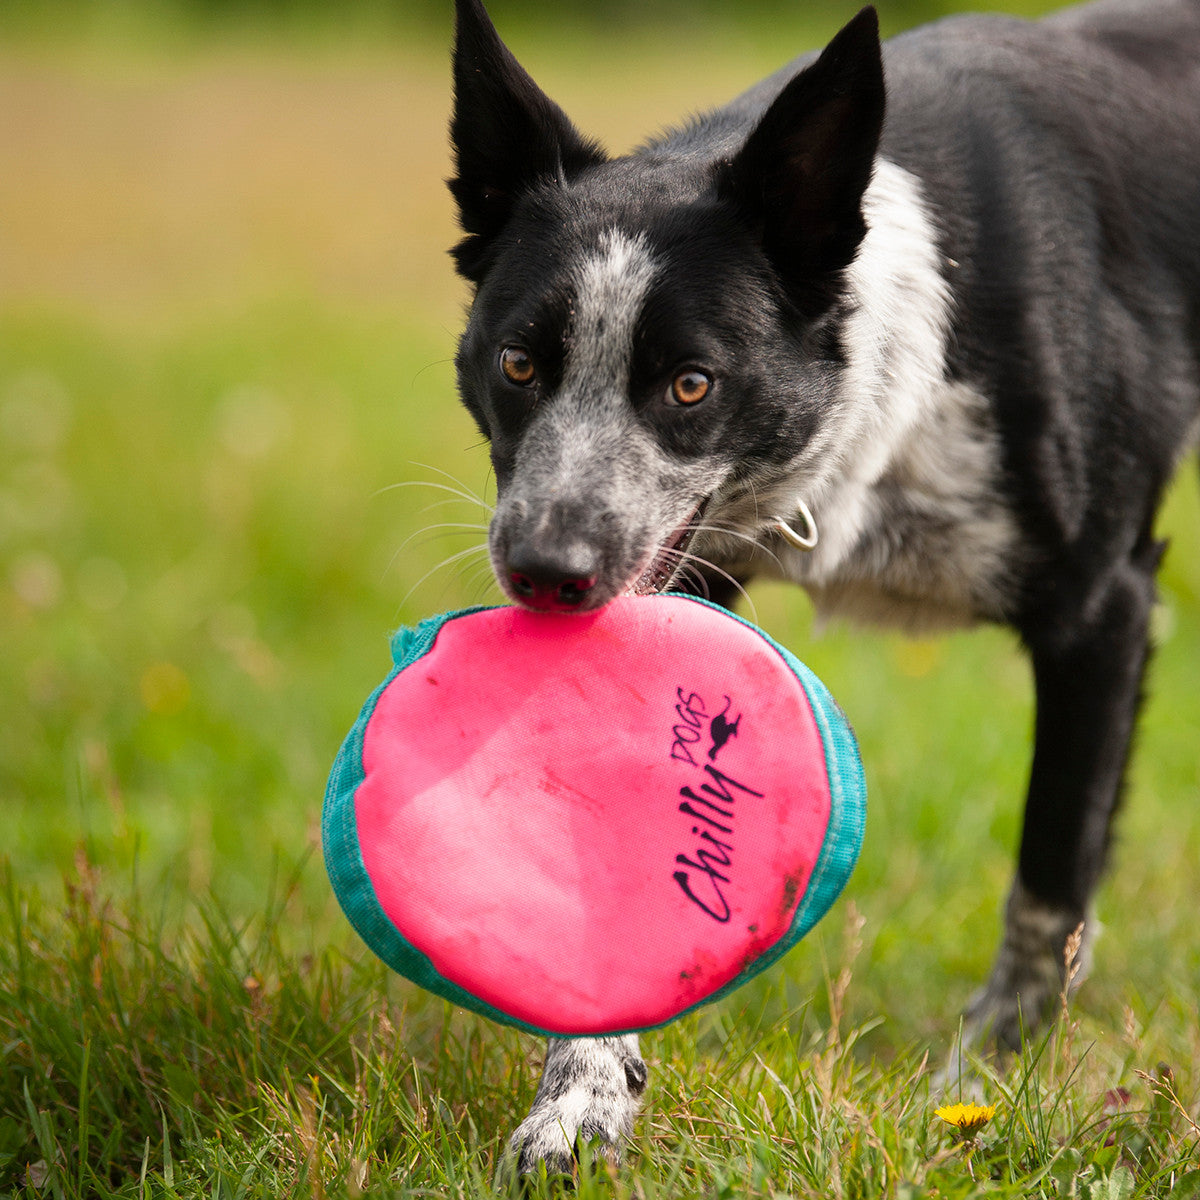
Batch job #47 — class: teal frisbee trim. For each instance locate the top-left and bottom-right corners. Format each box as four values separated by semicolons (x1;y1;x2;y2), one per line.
322;595;866;1036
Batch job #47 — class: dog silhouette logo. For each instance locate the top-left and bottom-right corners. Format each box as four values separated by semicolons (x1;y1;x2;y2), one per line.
707;697;741;761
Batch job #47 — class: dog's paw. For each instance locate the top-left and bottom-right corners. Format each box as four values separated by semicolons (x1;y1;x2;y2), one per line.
962;882;1093;1053
503;1108;592;1180
935;887;1093;1092
961;965;1054;1054
501;1036;646;1180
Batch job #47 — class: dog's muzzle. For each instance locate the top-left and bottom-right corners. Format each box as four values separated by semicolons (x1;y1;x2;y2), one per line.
493;499;707;612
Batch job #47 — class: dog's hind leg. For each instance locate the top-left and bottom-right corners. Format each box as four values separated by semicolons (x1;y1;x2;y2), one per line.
963;534;1163;1051
502;1034;647;1178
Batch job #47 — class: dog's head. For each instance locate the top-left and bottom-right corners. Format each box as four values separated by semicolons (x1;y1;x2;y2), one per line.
449;0;884;611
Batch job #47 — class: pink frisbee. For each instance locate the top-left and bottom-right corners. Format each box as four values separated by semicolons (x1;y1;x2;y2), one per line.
323;594;865;1036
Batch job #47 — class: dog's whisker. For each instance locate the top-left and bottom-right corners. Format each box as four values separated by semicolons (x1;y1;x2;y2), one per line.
657;545;759;621
394;521;491;556
375;478;496;514
396;543;491;610
677;564;713;602
388;539;485;587
412;496;495;518
688;520;759;544
408;461;495;510
465;561;505;605
688;521;785;572
672;560;703;590
369;458;492;511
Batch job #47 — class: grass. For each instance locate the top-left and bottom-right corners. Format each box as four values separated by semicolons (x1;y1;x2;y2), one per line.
2;5;1199;1196
5;864;1200;1197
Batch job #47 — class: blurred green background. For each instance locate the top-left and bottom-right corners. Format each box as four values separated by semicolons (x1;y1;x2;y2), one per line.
2;0;1197;1037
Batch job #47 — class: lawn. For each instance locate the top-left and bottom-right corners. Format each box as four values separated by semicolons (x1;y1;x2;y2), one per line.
1;3;1198;1196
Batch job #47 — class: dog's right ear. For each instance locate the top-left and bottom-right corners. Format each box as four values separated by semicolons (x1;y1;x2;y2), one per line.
450;0;606;283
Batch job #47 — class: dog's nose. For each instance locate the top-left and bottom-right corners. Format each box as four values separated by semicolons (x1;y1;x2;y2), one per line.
509;571;597;610
505;542;601;612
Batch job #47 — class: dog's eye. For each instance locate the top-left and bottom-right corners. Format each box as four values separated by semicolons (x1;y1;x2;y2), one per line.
670;369;711;406
499;346;536;387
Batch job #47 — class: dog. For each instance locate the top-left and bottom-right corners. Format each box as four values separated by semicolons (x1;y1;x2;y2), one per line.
446;0;1200;1174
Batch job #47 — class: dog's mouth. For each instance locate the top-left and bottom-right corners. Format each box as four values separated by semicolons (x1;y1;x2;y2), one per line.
630;500;708;596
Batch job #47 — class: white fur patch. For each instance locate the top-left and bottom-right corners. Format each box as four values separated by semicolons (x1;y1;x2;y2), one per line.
729;159;1020;631
797;158;957;559
514;229;661;503
564;230;657;398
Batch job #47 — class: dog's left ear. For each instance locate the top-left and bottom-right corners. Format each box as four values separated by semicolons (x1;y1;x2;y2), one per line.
720;7;885;300
450;0;607;282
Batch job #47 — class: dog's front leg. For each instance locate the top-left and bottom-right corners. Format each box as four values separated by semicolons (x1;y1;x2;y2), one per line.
966;541;1161;1050
503;1034;647;1177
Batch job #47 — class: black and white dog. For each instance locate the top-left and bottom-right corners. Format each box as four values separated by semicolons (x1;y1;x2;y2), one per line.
447;0;1200;1173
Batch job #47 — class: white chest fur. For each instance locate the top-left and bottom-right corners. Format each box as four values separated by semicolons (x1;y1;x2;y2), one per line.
715;159;1022;632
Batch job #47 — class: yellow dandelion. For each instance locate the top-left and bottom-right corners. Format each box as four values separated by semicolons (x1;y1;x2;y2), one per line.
935;1102;997;1137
